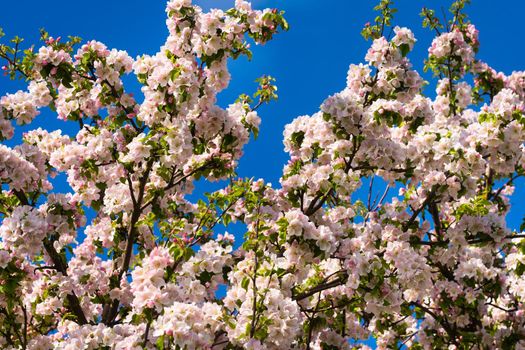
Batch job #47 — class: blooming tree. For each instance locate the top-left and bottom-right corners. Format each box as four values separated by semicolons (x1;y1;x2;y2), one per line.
1;0;525;349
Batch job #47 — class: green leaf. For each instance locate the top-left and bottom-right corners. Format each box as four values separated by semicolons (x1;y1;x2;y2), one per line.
241;276;250;290
399;43;410;57
156;335;165;350
290;131;305;148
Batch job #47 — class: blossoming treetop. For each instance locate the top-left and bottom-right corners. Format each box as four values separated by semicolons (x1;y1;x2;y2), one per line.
1;0;525;349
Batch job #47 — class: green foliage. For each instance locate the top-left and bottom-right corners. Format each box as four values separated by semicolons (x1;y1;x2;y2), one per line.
361;0;397;40
420;7;444;33
290;130;305;148
373;109;403;127
0;31;35;79
254;75;278;105
455;195;491;219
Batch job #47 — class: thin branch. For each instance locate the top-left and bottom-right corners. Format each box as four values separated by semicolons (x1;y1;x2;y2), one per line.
292;275;347;301
489;173;521;200
372;184;390;211
142;320;151;347
104;159;154;325
367;176;375;211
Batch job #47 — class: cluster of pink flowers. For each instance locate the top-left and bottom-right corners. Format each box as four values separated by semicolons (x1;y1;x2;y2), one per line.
131;247;174;312
0;80;52;140
35;46;72;67
0;205;47;258
428;30;475;65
